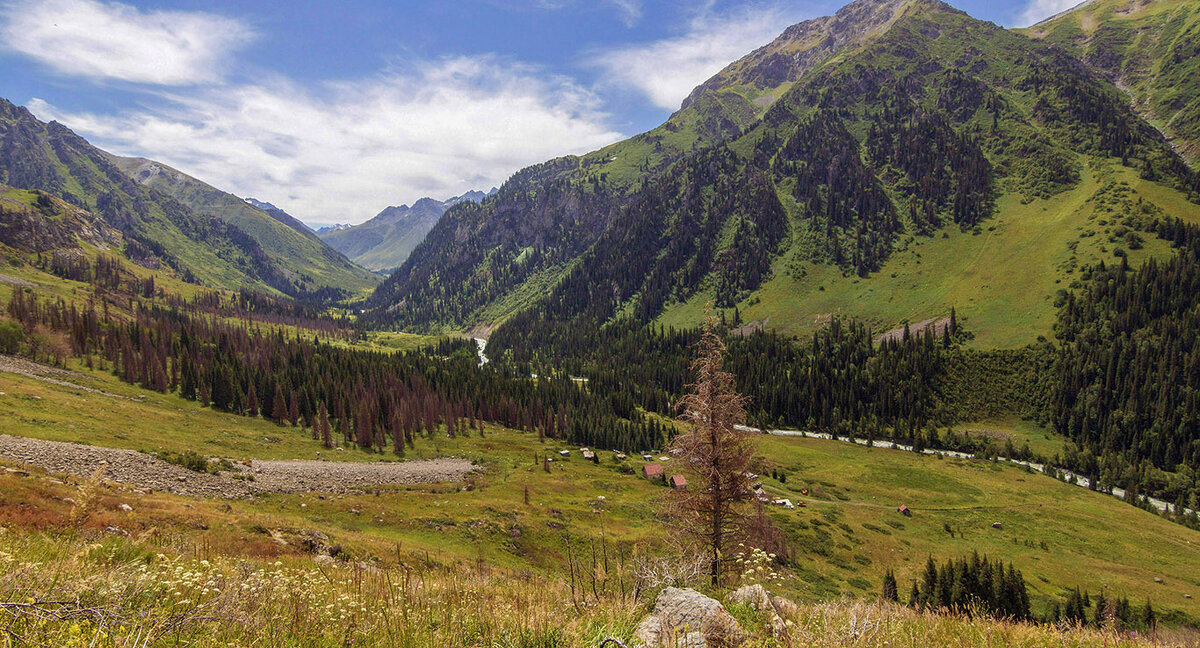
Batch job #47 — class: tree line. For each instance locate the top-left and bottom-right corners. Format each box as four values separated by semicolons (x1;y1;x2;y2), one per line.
4;291;667;454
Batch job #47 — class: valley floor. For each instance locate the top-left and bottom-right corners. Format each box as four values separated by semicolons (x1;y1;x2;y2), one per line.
0;343;1198;642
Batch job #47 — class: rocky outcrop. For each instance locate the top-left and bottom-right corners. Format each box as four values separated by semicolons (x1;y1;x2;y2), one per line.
679;0;915;113
634;587;746;648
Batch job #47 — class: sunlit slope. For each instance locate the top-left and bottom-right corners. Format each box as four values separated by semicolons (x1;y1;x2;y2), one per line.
659;158;1200;347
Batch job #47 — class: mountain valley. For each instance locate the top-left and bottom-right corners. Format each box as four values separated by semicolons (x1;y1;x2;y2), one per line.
1;0;1199;645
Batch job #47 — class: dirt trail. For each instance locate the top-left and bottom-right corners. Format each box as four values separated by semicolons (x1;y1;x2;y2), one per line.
0;434;478;498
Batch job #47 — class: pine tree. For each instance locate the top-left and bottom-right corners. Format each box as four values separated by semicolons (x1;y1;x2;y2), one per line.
318;402;333;449
1141;599;1155;630
271;384;287;424
882;569;899;602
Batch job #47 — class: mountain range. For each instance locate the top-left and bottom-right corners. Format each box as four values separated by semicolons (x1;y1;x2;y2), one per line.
365;0;1200;348
0;99;378;299
319;189;496;271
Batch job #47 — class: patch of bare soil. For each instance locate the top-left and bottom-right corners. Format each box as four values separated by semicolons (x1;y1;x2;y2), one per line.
0;274;37;288
874;316;951;345
731;317;770;337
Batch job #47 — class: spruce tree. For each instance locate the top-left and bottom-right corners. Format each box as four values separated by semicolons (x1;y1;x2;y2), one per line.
882;569;899;602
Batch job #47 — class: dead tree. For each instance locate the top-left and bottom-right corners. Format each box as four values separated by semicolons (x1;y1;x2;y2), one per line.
671;319;756;586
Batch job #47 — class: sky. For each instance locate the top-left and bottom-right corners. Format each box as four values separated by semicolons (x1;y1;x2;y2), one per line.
0;0;1073;227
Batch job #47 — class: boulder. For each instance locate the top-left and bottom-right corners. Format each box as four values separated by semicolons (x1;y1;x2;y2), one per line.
634;587;746;648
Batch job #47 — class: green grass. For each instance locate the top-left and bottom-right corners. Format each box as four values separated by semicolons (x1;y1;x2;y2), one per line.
2;356;1197;623
950;416;1065;459
4;526;1191;647
328;330;443;354
0;370;351;461
755;433;1200;619
658;158;1200;348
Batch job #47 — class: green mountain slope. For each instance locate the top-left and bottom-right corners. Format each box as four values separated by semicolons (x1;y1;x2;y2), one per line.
106;155;376;295
0;98;374;299
368;0;1200;347
1024;0;1200;164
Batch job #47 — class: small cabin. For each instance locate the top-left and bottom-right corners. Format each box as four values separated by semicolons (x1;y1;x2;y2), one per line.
670;475;687;490
558;450;570;457
992;522;1003;529
898;505;911;517
614;452;627;460
643;463;664;479
581;450;596;461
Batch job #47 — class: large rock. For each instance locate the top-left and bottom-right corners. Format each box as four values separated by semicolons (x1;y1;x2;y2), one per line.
634;587;746;648
727;585;796;640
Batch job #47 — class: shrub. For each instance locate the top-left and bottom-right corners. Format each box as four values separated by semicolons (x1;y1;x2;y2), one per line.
0;319;22;354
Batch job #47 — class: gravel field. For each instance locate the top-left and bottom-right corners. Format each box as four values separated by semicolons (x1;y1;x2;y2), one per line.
0;434;478;498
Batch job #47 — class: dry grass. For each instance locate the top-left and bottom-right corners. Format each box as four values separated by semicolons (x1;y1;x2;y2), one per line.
1;529;1196;648
0;530;641;647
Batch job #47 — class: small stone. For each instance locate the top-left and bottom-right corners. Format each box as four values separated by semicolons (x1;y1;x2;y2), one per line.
117;503;133;512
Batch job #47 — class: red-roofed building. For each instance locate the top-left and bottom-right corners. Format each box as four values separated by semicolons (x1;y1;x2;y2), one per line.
670;475;687;490
643;463;664;479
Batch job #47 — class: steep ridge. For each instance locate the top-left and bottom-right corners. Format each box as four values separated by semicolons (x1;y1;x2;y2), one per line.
107;155;377;295
369;0;1200;342
680;0;912;112
320;190;491;271
1024;0;1200;164
243;197;310;233
0;98;373;299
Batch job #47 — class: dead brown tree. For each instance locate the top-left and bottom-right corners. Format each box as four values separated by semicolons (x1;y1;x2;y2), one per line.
671;318;756;586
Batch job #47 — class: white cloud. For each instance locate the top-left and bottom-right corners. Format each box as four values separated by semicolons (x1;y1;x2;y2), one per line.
1017;0;1088;26
0;0;253;85
29;56;623;225
533;0;643;26
587;4;811;111
605;0;644;27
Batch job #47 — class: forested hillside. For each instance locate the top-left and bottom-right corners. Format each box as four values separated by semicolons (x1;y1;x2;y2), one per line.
1052;217;1200;512
367;0;1200;342
1026;0;1200;164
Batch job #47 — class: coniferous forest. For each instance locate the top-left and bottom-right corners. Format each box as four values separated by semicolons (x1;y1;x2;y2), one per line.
5;291;667;454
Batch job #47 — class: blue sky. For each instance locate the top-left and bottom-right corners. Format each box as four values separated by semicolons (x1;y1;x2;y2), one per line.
0;0;1072;226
